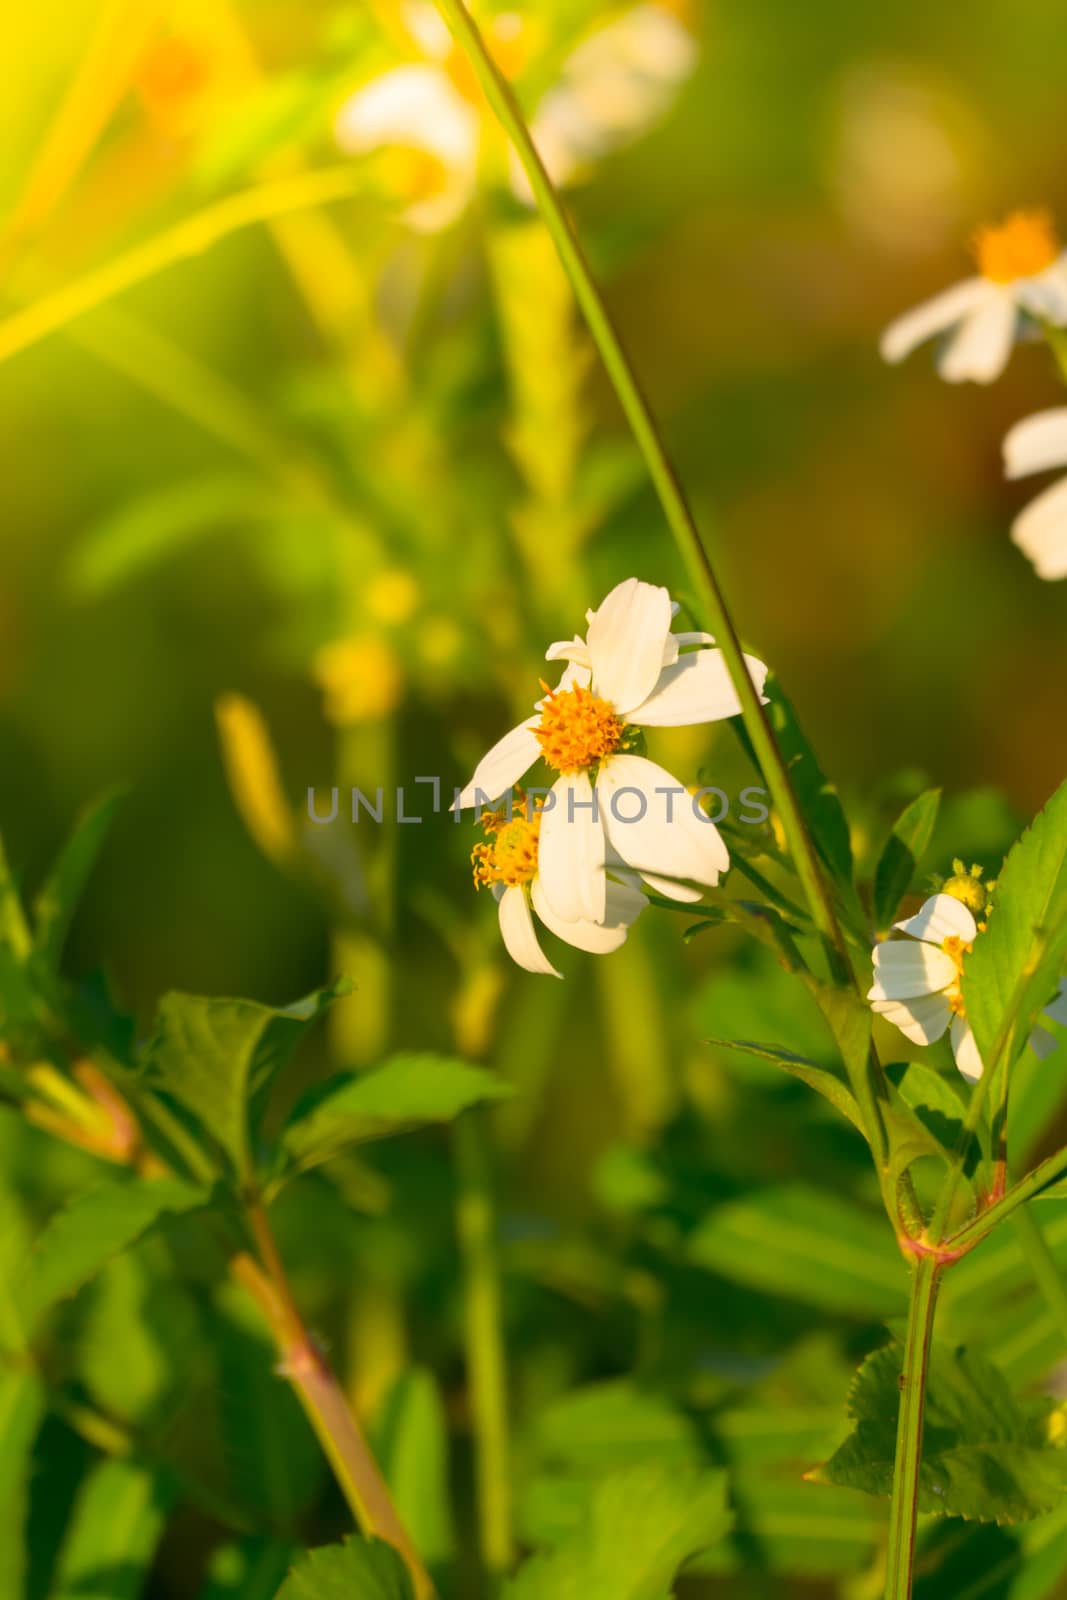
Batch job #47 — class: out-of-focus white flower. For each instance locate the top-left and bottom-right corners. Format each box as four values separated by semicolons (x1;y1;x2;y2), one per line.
1032;978;1067;1060
868;893;984;1082
471;794;646;977
335;2;696;232
1004;408;1067;581
455;577;768;922
881;210;1067;383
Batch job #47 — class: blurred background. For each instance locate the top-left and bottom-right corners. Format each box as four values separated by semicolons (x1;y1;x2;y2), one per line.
1;1;1066;1595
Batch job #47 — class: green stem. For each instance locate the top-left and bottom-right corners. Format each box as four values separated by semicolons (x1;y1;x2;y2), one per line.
1011;1205;1067;1352
432;0;890;1162
884;1254;939;1600
947;1143;1067;1253
454;1110;513;1583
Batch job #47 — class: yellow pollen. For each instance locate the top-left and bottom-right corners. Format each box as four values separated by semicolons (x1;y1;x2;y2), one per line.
472;799;541;889
535;683;624;774
972;209;1059;283
942;934;973;1017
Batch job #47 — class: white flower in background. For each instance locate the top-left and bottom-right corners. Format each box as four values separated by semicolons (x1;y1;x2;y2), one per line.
334;2;696;232
1032;978;1067;1060
1003;408;1067;581
471;795;646;977
455;578;769;923
880;210;1067;384
868;892;985;1082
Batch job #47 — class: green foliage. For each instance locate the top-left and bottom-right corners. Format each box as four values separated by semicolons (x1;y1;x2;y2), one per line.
50;1458;174;1600
505;1466;732;1600
31;790;124;975
704;1035;865;1133
374;1369;455;1571
963;775;1067;1078
873;788;941;931
816;1340;1067;1523
275;1536;415;1600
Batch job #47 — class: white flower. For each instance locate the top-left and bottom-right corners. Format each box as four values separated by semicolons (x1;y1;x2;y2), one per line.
880;210;1067;384
1003;408;1067;581
455;578;769;922
867;893;984;1082
334;3;696;232
1032;978;1067;1060
471;795;646;977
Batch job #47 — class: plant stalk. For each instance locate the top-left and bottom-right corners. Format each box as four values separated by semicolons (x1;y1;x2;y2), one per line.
237;1202;434;1599
884;1253;939;1600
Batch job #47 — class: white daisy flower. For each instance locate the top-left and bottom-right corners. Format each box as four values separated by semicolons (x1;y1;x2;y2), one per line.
880;210;1067;384
1003;408;1067;581
868;892;984;1081
454;577;769;922
334;2;696;232
471;794;646;977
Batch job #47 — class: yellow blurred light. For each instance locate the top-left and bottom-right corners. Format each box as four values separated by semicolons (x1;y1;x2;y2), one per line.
366;567;420;624
215;693;297;864
416;615;463;670
314;634;404;724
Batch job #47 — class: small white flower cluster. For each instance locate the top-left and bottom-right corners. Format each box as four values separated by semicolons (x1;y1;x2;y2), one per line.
881;209;1067;580
456;578;767;976
334;2;696;232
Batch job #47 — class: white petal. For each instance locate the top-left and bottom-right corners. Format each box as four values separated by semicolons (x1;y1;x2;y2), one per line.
585;578;674;714
544;636;592;669
936;292;1016;384
497;884;561;978
537;773;607;924
870;992;952;1046
869;940;959;1001
630;647;769;727
598;755;729;890
531;875;646;955
879;277;990;365
1004;408;1067;479
1017;261;1067;326
636;871;704;902
951;1016;984;1083
893;893;978;946
334;66;479;171
453;719;540;811
1012;475;1067;581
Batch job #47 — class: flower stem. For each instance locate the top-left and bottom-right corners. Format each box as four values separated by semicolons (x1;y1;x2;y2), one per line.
430;2;849;980
237;1201;434;1599
947;1142;1067;1252
884;1254;939;1600
454;1110;514;1582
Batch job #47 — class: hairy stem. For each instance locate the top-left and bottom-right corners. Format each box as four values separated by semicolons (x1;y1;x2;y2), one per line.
884;1254;939;1600
454;1111;514;1582
432;0;889;1154
237;1202;434;1598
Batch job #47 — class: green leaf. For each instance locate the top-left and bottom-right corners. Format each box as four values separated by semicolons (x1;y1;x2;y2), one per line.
32;791;123;974
816;1340;1067;1522
873;788;941;931
50;1458;174;1600
505;1465;732;1600
282;1054;512;1171
197;1538;298;1600
15;1177;206;1338
695;1476;881;1579
275;1536;415;1600
374;1369;454;1569
0;1371;45;1600
704;1036;864;1134
145;983;347;1180
963;776;1067;1080
758;677;856;900
688;1186;901;1317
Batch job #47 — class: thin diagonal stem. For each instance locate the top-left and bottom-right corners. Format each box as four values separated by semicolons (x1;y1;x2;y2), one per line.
884;1254;939;1600
432;0;890;1160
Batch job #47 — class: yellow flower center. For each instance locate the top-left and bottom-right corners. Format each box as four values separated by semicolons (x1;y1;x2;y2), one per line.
972;210;1060;283
942;934;973;1017
535;683;625;774
472;799;541;889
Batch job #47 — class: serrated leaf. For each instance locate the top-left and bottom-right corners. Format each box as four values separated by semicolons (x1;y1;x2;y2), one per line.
873;788;941;931
705;1036;864;1134
816;1340;1067;1522
16;1177;207;1337
275;1536;415;1600
31;790;123;973
504;1465;732;1600
145;984;347;1180
963;777;1067;1081
51;1458;174;1600
281;1054;512;1171
689;1185;901;1316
